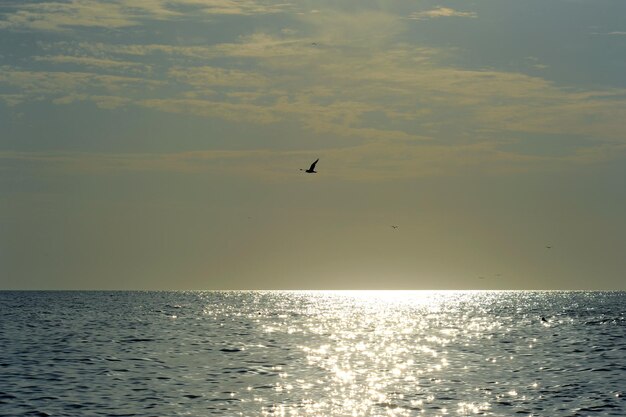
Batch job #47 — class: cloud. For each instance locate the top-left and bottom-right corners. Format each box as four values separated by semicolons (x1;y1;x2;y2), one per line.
3;138;625;183
408;7;477;20
8;31;626;145
302;10;403;47
48;36;312;63
175;0;292;16
0;149;274;175
51;42;220;60
168;66;269;88
139;97;282;124
0;94;27;107
0;0;290;32
51;93;131;109
591;31;626;36
3;4;626;175
0;1;138;31
0;66;163;107
33;55;147;73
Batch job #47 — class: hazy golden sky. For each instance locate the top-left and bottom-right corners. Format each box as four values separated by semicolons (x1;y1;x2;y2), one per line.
1;0;625;289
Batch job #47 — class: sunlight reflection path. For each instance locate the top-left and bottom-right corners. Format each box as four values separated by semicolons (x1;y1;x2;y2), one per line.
258;291;505;416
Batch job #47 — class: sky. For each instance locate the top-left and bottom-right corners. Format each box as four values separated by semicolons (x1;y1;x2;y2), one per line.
1;0;625;290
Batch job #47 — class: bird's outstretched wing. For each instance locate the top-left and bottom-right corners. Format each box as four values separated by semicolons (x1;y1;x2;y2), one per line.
309;158;319;170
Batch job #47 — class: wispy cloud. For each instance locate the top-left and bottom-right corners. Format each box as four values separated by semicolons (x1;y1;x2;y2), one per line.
6;30;626;145
139;98;282;124
591;31;626;36
0;93;27;107
3;3;625;178
177;0;292;16
3;138;625;182
168;66;269;88
0;1;138;31
0;66;162;111
0;0;290;32
33;55;147;73
51;94;131;109
408;7;477;20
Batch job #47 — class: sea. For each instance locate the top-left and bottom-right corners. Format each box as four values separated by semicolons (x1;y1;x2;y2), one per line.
0;291;624;417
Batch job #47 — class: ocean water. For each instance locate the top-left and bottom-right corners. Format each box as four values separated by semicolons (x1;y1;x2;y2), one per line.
0;291;624;417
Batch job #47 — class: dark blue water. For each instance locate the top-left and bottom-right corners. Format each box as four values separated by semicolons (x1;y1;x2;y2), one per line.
1;291;624;416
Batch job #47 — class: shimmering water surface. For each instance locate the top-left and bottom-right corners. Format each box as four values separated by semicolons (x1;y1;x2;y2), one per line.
0;291;624;416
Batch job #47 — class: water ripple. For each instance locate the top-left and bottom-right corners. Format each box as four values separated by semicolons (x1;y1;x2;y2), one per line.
0;291;625;416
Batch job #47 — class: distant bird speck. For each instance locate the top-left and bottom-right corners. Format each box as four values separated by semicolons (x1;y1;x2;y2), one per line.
391;225;398;229
546;245;552;249
300;158;319;173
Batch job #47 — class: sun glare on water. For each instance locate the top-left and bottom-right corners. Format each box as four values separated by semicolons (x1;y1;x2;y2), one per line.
2;292;624;416
255;290;502;416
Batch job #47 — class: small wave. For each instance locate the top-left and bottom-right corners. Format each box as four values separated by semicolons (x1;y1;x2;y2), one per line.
0;392;17;400
219;348;242;353
120;338;155;343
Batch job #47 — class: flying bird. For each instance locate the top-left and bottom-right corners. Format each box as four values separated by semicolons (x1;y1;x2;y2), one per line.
391;225;399;229
301;158;319;173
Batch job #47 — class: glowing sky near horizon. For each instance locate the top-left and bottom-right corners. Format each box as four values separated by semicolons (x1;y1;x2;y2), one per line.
1;0;625;289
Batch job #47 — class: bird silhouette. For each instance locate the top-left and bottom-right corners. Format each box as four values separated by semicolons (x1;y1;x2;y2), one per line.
391;225;399;229
301;158;319;173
